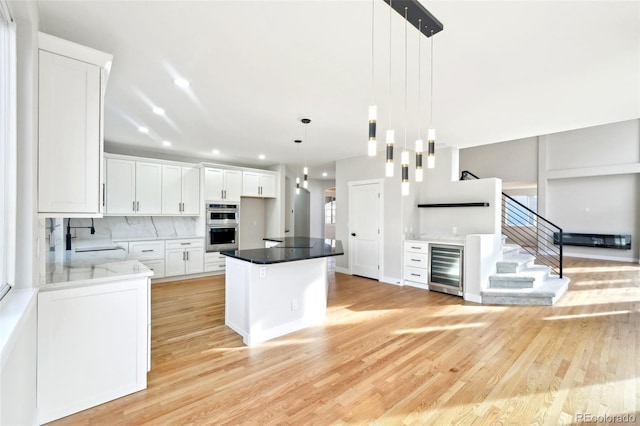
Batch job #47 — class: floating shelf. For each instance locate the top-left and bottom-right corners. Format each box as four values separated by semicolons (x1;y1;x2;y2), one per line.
418;202;490;208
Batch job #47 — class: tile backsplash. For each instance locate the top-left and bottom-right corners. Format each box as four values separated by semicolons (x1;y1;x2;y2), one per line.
58;216;200;241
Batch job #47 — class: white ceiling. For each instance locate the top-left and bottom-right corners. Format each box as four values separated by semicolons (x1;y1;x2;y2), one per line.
33;0;640;179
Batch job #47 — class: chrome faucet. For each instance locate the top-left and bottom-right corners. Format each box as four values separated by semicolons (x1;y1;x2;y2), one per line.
65;218;96;251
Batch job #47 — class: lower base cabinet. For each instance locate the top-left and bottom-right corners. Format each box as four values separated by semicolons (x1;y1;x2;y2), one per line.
37;277;149;424
204;251;226;272
165;238;204;277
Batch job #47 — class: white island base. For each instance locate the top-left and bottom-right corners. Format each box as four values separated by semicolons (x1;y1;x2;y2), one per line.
225;256;328;346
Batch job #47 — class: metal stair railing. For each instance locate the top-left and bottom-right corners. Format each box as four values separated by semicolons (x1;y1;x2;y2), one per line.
460;170;563;278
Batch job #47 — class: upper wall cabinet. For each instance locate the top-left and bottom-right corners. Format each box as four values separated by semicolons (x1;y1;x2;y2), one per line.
204;168;242;202
37;33;112;217
161;165;200;215
105;158;162;215
242;171;276;198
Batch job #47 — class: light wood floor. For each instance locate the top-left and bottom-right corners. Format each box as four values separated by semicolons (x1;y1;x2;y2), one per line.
49;257;640;425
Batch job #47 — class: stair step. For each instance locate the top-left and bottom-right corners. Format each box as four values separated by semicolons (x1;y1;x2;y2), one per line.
481;277;570;306
502;243;520;255
496;253;536;273
489;265;550;289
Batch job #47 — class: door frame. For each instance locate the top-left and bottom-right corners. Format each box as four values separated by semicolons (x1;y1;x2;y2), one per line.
347;178;384;280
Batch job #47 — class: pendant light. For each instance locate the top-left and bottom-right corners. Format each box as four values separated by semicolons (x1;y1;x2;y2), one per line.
385;0;395;177
415;19;424;183
368;0;377;157
294;139;302;195
401;6;409;196
427;29;436;169
301;118;311;189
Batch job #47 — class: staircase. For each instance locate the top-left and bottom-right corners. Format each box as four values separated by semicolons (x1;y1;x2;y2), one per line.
481;243;570;305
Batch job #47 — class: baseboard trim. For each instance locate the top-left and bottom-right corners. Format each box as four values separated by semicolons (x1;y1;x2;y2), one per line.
334;267;350;275
564;253;639;263
151;271;223;284
381;276;402;286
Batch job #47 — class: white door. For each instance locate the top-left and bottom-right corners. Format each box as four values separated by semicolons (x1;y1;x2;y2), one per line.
224;170;243;201
105;158;136;214
38;50;101;214
165;249;186;277
242;172;260;197
204;168;224;201
259;173;276;198
161;165;182;214
348;181;381;280
181;167;200;215
136;162;162;215
185;247;204;275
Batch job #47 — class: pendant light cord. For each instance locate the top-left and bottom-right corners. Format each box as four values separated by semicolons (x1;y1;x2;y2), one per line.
388;0;392;126
430;31;434;126
304;122;308;168
418;20;422;139
404;6;407;149
371;0;375;104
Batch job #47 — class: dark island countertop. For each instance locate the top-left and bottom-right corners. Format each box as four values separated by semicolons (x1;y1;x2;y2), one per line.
221;237;344;265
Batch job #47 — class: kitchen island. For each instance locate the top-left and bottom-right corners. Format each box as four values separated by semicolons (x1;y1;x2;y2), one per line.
39;247;152;424
221;237;343;346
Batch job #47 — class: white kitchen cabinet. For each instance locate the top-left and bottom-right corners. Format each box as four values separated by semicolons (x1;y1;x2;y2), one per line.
105;157;162;215
242;171;276;198
204;168;242;202
37;33;112;216
162;165;201;215
37;276;148;424
404;241;429;289
165;238;204;277
129;240;166;279
204;251;226;272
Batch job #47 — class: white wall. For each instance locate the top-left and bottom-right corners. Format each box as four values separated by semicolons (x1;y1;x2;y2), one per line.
540;119;640;261
336;151;415;283
459;137;538;186
307;178;335;239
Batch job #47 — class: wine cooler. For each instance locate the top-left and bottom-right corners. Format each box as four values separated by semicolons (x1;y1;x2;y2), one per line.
429;244;464;297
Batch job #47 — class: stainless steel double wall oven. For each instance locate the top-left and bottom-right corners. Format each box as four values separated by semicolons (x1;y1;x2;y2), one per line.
206;203;239;252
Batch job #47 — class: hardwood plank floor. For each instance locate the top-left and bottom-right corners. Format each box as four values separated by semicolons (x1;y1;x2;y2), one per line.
49;257;640;425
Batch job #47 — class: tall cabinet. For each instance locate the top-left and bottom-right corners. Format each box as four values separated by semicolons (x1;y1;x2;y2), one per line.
37;33;112;216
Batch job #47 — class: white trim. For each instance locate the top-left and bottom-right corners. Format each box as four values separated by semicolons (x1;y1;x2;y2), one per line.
464;293;482;304
347;178;384;280
380;276;402;286
564;253;639;264
334;266;350;275
38;32;112;69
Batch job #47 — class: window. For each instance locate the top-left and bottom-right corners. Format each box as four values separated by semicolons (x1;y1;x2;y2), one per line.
505;195;537;226
324;196;336;225
0;2;16;301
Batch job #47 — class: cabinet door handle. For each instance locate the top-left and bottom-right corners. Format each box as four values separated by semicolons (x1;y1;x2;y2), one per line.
102;183;105;206
182;252;186;261
411;258;421;262
137;201;140;211
411;246;421;250
221;190;224;199
180;242;191;245
411;273;421;277
186;251;189;261
141;249;154;253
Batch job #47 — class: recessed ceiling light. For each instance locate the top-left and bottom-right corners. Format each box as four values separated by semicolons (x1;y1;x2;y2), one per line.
322;172;328;177
173;78;190;88
153;107;165;115
138;126;149;134
258;154;266;160
162;140;171;147
212;149;220;155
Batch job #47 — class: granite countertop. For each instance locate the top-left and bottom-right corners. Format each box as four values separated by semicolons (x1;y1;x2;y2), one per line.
44;249;152;289
222;237;344;264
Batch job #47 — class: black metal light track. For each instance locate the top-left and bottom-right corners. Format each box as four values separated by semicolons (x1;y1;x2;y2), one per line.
383;0;443;37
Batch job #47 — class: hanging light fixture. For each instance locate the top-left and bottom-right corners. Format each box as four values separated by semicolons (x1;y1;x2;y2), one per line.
415;19;424;183
385;0;395;178
368;0;377;157
301;118;311;189
427;29;436;169
294;139;302;195
401;6;409;196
